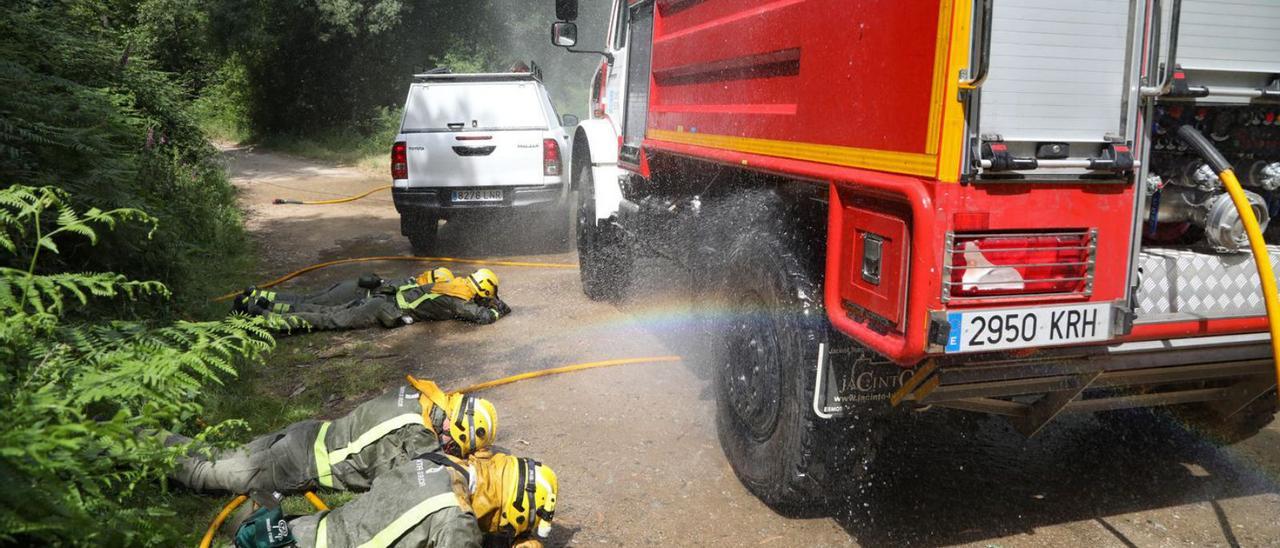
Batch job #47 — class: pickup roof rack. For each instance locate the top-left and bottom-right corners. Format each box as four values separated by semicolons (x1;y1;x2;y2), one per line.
413;61;543;83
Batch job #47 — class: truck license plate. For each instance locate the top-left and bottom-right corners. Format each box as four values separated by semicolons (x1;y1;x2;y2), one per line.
452;190;503;203
944;303;1111;353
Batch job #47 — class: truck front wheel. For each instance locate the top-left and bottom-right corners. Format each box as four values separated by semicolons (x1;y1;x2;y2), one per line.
708;216;869;510
575;159;631;301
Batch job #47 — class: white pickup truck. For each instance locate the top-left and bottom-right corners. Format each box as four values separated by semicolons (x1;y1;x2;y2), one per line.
390;71;576;251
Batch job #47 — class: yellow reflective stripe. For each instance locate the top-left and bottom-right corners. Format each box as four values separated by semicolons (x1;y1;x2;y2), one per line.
326;413;424;464
315;515;328;548
647;129;938;178
357;492;460;548
395;285;440;309
314;421;333;488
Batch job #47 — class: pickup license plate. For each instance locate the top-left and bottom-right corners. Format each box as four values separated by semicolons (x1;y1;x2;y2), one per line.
452;190;503;203
944;303;1111;353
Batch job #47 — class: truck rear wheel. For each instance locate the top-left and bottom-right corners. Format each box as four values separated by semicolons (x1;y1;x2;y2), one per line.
575;159;631;301
1172;390;1278;445
706;204;873;510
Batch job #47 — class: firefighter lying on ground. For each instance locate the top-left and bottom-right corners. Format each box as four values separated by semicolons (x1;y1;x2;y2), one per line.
237;268;511;331
234;451;559;548
168;376;496;495
234;267;456;313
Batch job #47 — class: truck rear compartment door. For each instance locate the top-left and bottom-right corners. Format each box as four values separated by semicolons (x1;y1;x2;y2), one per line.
1176;0;1280;75
969;0;1144;178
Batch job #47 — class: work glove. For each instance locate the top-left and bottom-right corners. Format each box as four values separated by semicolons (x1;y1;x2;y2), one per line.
477;297;512;317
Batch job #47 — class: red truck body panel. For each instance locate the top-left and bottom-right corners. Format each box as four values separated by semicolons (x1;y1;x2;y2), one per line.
628;0;1263;365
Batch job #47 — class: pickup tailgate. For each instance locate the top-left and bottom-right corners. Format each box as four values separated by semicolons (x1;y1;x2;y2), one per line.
401;129;545;187
400;81;548;188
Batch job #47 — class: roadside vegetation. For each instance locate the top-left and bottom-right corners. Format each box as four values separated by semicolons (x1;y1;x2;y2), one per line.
0;186;276;545
188;0;600;169
0;0;602;543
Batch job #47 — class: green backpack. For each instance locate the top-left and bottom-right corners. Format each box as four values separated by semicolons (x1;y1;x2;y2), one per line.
234;494;297;548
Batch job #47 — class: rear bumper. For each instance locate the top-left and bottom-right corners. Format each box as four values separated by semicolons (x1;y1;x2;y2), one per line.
392;185;565;218
893;333;1276;435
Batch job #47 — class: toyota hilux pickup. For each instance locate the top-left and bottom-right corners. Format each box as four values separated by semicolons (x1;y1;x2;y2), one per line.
391;70;576;251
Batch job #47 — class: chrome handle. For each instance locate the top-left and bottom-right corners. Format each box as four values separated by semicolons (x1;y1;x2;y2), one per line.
959;0;994;91
1141;0;1182;97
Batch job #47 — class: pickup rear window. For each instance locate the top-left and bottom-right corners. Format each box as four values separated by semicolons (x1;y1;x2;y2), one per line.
402;83;547;132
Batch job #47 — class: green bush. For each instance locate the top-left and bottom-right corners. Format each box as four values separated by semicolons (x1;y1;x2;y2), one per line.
0;186;275;546
0;1;250;310
191;57;253;143
256;106;401;170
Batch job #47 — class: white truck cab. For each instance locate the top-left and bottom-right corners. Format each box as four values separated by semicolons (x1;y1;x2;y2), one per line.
391;71;576;251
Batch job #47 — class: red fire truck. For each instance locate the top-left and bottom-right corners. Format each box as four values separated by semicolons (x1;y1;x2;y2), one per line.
550;0;1280;506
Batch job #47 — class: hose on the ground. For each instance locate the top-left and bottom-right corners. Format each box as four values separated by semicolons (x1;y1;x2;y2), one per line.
198;355;681;545
1177;125;1280;403
274;185;391;205
453;355;683;394
213;255;578;302
199;495;246;548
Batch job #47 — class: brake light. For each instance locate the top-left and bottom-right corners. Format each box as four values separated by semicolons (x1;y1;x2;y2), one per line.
946;231;1094;300
543;139;561;177
391;141;408;180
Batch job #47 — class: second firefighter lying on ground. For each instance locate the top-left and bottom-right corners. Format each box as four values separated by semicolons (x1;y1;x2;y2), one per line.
234;451;559;548
168;376;495;494
234;268;511;330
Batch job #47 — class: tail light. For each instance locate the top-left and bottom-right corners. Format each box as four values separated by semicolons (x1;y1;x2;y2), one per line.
391;141;408;180
944;230;1096;302
543;139;562;177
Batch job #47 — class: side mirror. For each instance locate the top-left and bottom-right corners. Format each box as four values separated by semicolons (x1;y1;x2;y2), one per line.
561;114;580;127
551;22;578;48
555;0;578;21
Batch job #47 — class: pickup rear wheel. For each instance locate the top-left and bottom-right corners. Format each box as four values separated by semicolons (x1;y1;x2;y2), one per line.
575;159;631;301
405;215;439;253
708;212;870;511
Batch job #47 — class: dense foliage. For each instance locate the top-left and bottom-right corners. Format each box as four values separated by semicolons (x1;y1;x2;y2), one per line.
0;186;275;545
199;0;605;137
0;0;250;309
0;1;608;543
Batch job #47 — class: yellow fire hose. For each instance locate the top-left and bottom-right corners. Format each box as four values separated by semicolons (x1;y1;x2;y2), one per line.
213;256;578;303
273;185;391;205
1178;126;1280;402
197;355;681;546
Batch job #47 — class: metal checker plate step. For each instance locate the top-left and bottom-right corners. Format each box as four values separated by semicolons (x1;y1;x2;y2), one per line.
1134;245;1280;319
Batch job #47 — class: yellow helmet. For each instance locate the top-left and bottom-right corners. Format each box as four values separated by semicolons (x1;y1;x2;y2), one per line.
416;266;454;286
500;457;558;539
446;393;497;456
466;268;499;298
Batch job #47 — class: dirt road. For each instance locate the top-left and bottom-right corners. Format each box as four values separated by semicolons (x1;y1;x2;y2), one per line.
226;146;1280;547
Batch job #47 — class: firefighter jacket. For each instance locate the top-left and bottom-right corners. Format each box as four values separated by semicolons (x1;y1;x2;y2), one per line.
394;281;505;325
314;385;451;491
170;384;451;495
287;455;481;548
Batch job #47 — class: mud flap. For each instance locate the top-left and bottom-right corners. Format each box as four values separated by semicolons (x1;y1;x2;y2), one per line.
813;342;919;418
